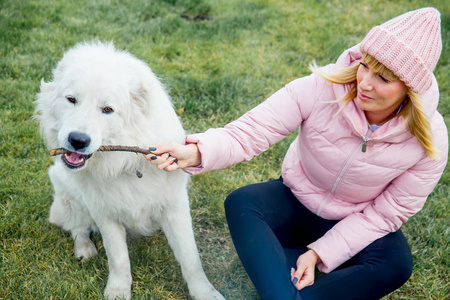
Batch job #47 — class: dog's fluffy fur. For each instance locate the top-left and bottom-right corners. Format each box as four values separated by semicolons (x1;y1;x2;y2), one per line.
34;42;224;300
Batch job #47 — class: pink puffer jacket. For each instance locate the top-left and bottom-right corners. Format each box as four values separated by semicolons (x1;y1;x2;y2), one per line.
184;44;448;272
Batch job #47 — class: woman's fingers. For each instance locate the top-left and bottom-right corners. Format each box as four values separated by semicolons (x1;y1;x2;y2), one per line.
147;150;179;171
291;266;314;290
146;142;177;157
145;142;201;171
291;250;319;290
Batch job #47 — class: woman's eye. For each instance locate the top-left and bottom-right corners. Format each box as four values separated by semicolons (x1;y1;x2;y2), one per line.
379;75;389;83
66;96;76;104
102;106;114;114
360;62;368;68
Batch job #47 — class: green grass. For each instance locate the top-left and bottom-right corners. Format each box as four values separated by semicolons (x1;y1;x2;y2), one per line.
1;0;448;299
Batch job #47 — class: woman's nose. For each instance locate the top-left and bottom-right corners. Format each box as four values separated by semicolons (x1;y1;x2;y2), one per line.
359;73;373;91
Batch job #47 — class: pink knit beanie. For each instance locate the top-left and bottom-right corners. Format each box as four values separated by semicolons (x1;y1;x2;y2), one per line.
360;7;442;94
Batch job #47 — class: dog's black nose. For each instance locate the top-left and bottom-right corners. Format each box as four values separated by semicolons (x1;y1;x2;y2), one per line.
68;132;91;150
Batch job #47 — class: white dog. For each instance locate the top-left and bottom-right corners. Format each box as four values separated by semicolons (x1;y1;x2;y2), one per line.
34;42;225;300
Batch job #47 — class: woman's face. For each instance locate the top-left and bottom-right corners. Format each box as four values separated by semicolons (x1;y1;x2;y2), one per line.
356;61;408;125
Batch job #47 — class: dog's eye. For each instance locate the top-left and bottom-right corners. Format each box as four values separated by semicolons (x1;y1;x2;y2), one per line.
66;96;76;104
102;106;114;114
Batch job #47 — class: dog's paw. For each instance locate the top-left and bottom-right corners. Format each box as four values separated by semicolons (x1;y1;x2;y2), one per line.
190;284;226;300
73;235;98;262
104;286;131;300
207;289;226;300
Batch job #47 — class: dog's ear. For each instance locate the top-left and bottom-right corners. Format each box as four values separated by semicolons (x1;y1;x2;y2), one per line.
35;79;57;116
130;81;152;118
128;58;184;140
33;79;60;149
130;64;173;118
39;79;57;94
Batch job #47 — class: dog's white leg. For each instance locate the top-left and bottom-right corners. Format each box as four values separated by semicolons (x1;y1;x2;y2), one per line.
50;195;98;262
48;166;98;262
72;228;98;262
97;219;132;300
161;198;225;300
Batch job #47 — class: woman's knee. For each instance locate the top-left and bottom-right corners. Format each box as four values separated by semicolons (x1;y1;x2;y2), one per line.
387;248;413;286
385;232;413;285
224;185;258;219
361;231;413;289
224;188;242;213
225;179;286;212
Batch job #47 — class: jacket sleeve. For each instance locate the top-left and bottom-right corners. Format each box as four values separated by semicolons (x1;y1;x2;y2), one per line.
308;118;449;273
183;74;321;174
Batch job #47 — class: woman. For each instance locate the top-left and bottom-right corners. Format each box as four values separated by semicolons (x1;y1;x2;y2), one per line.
146;8;447;299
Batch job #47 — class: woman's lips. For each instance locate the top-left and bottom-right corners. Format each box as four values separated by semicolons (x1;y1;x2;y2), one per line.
358;91;373;101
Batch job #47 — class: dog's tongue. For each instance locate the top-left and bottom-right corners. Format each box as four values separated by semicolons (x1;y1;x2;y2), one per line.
65;152;85;164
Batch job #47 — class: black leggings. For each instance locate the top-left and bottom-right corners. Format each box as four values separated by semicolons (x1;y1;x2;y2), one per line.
225;178;413;300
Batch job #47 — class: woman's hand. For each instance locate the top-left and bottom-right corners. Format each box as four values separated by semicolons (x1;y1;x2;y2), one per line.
145;142;201;172
291;249;321;290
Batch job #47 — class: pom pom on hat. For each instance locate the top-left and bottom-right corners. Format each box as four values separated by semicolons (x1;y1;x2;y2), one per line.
360;7;442;94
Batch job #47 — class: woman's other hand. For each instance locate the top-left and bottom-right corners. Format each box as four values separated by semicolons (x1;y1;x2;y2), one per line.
291;249;322;290
145;142;201;172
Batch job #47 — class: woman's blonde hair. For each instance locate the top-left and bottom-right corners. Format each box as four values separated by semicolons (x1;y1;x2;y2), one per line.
310;53;438;159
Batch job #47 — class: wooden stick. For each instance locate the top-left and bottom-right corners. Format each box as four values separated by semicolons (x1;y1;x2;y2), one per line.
49;145;153;156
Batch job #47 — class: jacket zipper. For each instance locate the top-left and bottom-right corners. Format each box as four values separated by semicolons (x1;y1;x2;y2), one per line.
362;136;372;152
317;132;372;217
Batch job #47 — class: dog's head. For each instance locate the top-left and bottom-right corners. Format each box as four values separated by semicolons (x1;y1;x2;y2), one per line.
34;41;183;173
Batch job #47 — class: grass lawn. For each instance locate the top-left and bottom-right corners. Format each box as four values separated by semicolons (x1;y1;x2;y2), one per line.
1;0;448;299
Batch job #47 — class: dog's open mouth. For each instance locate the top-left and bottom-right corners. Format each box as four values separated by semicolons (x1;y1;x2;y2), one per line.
62;152;93;169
